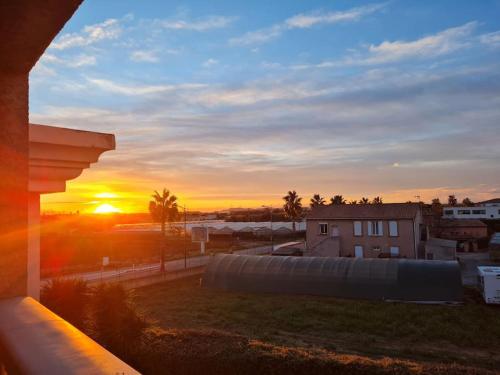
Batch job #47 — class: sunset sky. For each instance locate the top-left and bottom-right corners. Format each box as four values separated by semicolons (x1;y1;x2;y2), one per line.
30;0;500;213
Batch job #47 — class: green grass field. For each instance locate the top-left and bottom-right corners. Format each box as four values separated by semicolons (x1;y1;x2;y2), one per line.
134;276;500;373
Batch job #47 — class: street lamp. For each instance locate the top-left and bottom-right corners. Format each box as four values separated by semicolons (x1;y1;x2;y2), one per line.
262;205;273;253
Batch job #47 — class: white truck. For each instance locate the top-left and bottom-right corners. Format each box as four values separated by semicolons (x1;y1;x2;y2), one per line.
477;266;500;304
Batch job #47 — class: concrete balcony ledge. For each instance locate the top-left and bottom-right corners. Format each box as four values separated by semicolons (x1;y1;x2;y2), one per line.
0;297;138;374
29;124;115;194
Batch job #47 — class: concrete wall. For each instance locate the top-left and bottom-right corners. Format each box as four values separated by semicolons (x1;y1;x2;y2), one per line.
0;0;83;299
0;74;29;298
306;219;417;258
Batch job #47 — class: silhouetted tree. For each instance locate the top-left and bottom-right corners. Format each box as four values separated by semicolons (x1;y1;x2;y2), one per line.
349;200;358;204
310;194;326;208
372;196;383;204
462;197;474;206
359;197;370;204
283;190;302;232
41;278;89;330
330;195;346;205
149;189;178;272
448;195;457;206
431;198;443;216
91;283;147;358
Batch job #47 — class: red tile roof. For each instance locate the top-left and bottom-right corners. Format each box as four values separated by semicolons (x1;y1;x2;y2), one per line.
439;219;487;228
306;203;421;220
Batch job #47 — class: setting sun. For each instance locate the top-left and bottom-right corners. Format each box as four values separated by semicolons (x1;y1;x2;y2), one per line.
94;203;121;214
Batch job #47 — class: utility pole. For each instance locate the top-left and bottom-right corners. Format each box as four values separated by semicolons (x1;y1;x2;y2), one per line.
183;205;187;269
262;205;273;253
270;205;273;252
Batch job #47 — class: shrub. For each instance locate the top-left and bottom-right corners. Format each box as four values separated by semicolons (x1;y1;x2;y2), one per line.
90;283;148;357
41;278;89;329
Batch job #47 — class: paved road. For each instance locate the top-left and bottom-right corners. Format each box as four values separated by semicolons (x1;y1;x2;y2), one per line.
42;244;278;285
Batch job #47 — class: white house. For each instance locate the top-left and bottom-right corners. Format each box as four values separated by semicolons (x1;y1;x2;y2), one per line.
442;199;500;220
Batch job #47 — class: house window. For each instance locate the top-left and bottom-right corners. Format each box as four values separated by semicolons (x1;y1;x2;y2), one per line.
389;221;398;237
390;246;400;257
472;210;485;215
331;225;339;237
368;221;383;236
458;210;470;215
354;221;362;236
444;210;453;215
354;245;363;258
319;223;328;235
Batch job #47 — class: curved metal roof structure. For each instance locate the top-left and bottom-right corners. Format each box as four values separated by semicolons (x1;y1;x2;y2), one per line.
202;254;463;302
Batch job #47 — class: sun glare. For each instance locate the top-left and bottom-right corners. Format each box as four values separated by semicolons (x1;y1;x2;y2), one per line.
95;192;117;199
94;203;121;214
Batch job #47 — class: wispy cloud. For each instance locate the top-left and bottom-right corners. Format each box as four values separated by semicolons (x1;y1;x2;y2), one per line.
86;77;206;96
202;58;219;68
480;30;500;47
160;15;236;31
293;22;478;69
130;50;159;63
229;25;283;46
50;18;124;50
40;53;97;68
285;3;387;28
229;3;386;46
365;21;477;63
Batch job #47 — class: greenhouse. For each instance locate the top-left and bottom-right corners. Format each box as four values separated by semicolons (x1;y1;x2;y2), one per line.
202;254;463;302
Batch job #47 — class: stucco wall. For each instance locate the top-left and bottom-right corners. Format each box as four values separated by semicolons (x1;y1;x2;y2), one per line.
306;219;417;258
0;74;29;297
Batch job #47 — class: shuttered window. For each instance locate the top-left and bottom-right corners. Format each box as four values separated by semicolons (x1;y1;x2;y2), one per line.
354;221;362;236
390;246;400;257
368;221;383;236
389;221;398;237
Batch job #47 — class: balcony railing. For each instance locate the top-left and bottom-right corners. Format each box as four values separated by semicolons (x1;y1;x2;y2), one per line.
0;297;138;374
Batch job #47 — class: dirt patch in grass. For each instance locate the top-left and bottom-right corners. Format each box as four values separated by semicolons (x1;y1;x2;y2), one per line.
134;276;500;373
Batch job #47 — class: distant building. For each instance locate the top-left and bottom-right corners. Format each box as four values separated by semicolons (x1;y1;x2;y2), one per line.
442;198;500;220
437;219;488;240
306;203;425;259
435;219;488;252
425;238;457;260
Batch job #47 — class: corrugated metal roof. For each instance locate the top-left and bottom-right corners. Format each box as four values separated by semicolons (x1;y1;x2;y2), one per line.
202;254;463;302
307;203;421;220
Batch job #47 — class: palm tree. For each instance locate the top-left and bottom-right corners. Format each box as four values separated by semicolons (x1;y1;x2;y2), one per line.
349;200;358;205
283;190;302;232
359;197;370;204
149;189;178;272
330;195;346;205
372;196;383;204
448;195;457;206
310;194;326;208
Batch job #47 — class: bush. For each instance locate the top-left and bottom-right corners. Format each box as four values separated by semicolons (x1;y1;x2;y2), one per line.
41;278;147;362
90;283;148;357
41;278;89;329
